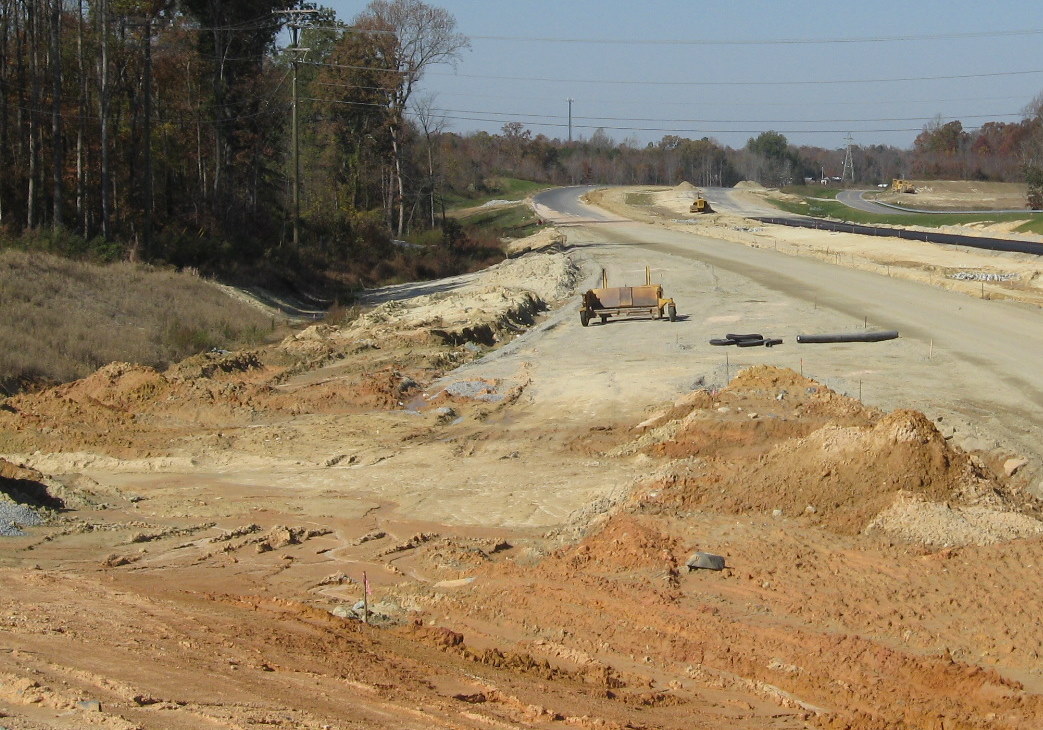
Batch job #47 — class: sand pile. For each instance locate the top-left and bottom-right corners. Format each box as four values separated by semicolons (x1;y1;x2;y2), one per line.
733;180;766;190
673;181;697;191
285;253;578;355
505;227;567;257
633;366;1042;544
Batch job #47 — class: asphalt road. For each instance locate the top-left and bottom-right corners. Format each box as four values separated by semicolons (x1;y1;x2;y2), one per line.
532;186;1043;473
836;189;899;215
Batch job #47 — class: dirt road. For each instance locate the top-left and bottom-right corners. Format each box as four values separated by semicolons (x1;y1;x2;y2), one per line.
535;186;1043;476
2;186;1043;729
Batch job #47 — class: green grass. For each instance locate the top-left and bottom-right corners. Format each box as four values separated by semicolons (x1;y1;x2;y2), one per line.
456;201;541;239
770;196;1043;232
444;177;551;210
0;249;278;392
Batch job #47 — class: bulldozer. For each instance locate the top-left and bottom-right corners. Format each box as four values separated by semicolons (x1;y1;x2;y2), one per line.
579;267;676;326
891;179;916;194
689;193;713;213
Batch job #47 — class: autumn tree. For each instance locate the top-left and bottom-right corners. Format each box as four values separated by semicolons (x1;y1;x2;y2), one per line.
353;0;468;236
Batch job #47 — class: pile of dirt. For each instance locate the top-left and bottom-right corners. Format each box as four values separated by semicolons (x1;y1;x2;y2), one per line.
673;181;697;191
629;366;1042;543
505;227;567;257
286;253;578;355
733;180;766;190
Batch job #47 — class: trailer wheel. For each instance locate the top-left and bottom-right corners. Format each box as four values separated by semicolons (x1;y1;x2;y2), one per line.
580;310;591;327
667;304;677;322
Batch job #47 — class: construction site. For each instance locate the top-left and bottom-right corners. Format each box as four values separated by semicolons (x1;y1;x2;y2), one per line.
2;182;1043;729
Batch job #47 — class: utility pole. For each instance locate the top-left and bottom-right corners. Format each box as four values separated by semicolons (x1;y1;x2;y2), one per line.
123;14;155;257
567;97;574;143
842;133;855;184
279;8;317;250
99;0;110;240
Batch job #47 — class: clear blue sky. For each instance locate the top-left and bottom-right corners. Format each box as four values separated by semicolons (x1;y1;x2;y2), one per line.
319;0;1043;151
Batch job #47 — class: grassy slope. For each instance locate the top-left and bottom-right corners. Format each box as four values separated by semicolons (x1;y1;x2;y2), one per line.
770;195;1043;234
0;249;276;390
443;176;550;210
456;202;541;240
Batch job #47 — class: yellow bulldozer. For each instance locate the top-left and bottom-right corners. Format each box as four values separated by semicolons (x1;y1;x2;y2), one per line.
891;179;916;194
690;194;713;213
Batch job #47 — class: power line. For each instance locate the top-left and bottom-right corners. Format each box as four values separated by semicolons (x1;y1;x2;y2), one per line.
429;67;1043;87
306;97;990;134
299;57;1043;87
432;108;1023;125
304;24;1043;46
304;97;1023;126
420;89;1031;110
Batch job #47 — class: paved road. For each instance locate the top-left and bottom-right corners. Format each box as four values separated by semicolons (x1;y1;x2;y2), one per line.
532;186;1043;471
836;189;1043;215
836;189;900;215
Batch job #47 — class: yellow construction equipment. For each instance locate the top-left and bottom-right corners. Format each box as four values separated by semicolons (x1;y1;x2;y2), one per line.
580;266;677;326
891;179;916;193
690;194;713;213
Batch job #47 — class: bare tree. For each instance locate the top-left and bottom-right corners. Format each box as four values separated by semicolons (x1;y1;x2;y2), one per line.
356;0;468;236
412;93;446;228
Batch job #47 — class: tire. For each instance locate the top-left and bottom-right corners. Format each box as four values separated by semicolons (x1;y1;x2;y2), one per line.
667;304;677;322
580;310;590;327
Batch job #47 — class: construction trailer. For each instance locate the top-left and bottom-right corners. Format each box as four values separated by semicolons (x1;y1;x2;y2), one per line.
580;267;677;326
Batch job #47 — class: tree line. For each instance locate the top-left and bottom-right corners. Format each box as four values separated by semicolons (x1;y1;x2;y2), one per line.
3;0;1042;279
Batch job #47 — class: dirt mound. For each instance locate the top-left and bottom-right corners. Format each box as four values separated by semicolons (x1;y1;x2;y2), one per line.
673;181;697;191
505;227;567;257
53;362;170;411
167;349;266;381
289;255;579;354
734;180;766;190
556;514;680;573
633;367;1037;540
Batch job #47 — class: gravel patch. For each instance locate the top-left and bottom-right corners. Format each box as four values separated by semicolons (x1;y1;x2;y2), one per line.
0;499;44;537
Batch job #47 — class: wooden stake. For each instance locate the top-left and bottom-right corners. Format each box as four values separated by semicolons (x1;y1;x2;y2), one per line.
363;571;370;625
929;339;934;359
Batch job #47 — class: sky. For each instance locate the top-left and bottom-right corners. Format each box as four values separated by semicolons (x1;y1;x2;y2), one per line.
318;0;1043;151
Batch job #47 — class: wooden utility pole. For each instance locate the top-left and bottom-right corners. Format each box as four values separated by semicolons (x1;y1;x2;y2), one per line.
141;16;153;257
51;0;63;231
99;0;110;240
291;25;299;250
278;8;317;249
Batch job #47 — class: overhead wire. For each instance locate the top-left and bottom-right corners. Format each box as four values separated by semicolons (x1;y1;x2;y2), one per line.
304;25;1043;46
304;97;1000;135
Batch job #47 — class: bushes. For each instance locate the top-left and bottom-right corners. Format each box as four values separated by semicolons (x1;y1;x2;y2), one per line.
1025;165;1043;209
